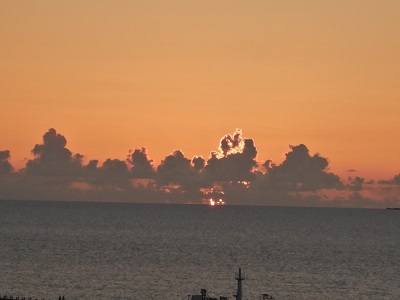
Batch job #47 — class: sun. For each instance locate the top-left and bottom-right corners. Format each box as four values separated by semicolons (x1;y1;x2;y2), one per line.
209;198;225;206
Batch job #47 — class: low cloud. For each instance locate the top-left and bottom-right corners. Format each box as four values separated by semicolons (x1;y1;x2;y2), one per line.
259;144;343;191
378;173;400;185
1;128;399;208
192;156;205;172
156;150;202;190
24;128;83;177
98;158;131;186
203;129;257;182
0;150;13;175
128;148;156;179
347;177;364;191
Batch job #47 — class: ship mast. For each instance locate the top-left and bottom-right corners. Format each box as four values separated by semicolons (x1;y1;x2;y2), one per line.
234;268;245;300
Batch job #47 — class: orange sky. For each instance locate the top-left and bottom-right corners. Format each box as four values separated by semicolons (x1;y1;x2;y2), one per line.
1;1;400;181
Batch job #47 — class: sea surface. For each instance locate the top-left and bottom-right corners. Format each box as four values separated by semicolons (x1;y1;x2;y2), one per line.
0;200;399;300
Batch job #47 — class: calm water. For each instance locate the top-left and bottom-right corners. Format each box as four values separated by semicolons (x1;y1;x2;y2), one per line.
0;200;399;299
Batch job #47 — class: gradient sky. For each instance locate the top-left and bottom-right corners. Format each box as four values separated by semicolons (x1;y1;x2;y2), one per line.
1;1;400;182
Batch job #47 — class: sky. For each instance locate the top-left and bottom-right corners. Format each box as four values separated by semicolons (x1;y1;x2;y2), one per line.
1;1;400;207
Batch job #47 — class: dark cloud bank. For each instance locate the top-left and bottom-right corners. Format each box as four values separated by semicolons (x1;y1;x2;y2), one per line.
1;128;399;208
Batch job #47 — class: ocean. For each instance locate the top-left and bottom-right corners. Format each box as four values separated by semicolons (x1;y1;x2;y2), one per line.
0;200;399;299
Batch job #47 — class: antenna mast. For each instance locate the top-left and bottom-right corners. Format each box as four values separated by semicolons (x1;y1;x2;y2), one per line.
234;268;245;300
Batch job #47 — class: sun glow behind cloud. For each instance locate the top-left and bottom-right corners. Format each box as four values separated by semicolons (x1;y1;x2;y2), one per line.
216;129;246;158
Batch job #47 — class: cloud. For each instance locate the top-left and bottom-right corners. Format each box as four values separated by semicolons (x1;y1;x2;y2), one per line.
99;158;130;185
127;147;156;179
2;127;399;208
84;159;100;174
258;144;342;191
347;176;364;191
378;173;400;185
192;156;205;172
79;158;134;188
156;150;202;190
202;129;257;182
0;150;13;175
25;128;83;176
393;174;400;185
